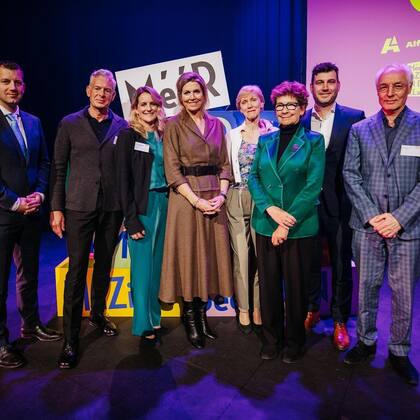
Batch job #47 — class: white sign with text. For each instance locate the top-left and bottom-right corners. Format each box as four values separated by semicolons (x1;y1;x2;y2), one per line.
115;51;230;118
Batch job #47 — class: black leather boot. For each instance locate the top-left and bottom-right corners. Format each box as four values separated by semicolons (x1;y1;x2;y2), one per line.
195;298;217;340
183;300;205;349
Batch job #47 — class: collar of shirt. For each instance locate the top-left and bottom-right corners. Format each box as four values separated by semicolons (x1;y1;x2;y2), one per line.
83;106;113;122
380;106;406;129
0;104;20;119
311;102;336;121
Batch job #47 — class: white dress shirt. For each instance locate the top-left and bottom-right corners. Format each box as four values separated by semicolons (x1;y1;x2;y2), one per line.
310;103;336;150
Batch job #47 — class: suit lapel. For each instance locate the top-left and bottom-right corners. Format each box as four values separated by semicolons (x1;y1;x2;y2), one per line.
183;112;207;141
329;104;343;151
77;110;99;146
300;109;311;130
277;126;305;172
264;131;282;182
0;110;27;163
368;112;388;166
20;111;36;159
203;113;214;139
100;111;124;148
388;109;415;165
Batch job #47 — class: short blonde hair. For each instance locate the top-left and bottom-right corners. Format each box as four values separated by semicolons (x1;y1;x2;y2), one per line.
235;85;265;110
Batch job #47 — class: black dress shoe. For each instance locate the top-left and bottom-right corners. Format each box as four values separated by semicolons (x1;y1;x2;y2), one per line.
282;346;304;364
58;341;78;369
260;343;279;360
139;335;159;349
0;345;26;369
238;321;253;335
21;324;63;342
388;352;419;386
344;341;376;365
89;314;118;336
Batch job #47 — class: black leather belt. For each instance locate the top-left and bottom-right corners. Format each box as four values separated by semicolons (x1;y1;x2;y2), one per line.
181;165;218;176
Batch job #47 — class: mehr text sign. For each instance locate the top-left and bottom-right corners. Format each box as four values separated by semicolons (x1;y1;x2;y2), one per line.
115;51;230;119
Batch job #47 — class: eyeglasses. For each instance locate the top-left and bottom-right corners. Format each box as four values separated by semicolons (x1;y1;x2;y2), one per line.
377;83;408;94
275;102;300;111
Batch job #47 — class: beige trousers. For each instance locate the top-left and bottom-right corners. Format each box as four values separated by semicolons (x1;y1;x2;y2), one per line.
226;188;259;311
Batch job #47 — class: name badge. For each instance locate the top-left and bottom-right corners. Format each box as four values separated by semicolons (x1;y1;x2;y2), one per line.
401;145;420;157
134;142;150;153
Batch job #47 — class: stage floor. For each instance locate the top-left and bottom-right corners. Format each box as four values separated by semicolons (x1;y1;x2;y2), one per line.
1;232;419;419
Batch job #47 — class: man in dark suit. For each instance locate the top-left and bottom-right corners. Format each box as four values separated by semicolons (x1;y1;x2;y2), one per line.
0;61;62;369
343;63;419;386
301;62;365;351
49;69;128;368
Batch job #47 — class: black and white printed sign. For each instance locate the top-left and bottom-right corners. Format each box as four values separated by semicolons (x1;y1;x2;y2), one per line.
116;51;230;118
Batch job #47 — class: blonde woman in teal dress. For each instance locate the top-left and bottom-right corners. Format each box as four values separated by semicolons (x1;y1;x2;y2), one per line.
116;86;167;347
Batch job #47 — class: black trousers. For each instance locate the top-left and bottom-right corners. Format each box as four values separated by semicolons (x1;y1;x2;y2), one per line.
308;204;353;322
0;216;42;346
63;209;122;342
256;233;315;350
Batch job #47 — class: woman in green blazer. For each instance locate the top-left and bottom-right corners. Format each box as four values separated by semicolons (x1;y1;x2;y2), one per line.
248;81;325;362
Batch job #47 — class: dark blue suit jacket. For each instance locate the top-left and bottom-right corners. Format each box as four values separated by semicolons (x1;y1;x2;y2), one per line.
301;103;365;219
0;109;49;222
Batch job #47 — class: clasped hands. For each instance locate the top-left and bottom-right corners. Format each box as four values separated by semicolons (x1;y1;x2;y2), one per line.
267;206;296;246
17;192;42;215
369;213;401;239
195;194;225;215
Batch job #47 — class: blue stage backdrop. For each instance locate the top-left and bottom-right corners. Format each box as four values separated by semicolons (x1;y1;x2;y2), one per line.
2;0;307;151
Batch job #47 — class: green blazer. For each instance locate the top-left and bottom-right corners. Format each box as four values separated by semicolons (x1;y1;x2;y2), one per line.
248;125;325;238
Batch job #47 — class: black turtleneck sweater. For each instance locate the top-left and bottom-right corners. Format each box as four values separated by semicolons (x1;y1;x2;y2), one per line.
277;123;300;163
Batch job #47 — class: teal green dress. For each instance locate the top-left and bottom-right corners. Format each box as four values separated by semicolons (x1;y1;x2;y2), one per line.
128;132;168;336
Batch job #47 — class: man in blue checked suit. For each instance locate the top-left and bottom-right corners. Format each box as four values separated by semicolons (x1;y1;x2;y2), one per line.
0;61;62;369
343;63;420;386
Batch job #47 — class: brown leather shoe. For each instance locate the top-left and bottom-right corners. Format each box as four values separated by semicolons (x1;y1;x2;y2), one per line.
333;322;350;351
304;311;320;331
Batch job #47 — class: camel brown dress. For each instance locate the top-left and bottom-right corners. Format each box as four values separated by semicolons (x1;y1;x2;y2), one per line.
159;111;233;302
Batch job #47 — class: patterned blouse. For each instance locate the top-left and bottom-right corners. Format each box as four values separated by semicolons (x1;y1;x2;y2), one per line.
236;139;258;189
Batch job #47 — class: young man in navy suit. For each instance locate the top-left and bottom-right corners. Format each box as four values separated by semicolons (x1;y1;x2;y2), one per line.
301;63;365;350
0;61;62;369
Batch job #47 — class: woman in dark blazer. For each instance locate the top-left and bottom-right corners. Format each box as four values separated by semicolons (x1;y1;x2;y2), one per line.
115;86;167;347
248;81;325;362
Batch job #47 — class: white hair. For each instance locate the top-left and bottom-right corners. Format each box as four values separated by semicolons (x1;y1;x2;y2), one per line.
375;63;413;86
89;69;116;89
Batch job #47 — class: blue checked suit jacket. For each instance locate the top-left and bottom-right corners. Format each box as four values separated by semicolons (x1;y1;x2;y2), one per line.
343;107;420;240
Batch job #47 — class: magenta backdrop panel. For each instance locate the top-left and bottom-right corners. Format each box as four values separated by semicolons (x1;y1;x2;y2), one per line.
307;0;420;115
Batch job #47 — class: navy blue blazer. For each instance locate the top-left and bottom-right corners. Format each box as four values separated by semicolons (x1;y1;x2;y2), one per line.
0;109;49;222
301;104;365;218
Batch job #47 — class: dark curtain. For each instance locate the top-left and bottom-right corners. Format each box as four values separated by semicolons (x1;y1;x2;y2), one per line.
1;0;306;149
